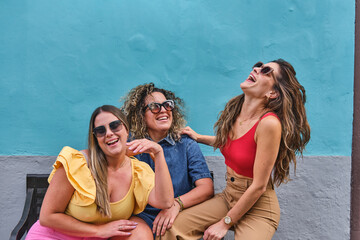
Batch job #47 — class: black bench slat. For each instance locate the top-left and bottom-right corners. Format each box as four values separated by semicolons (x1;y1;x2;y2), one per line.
10;174;49;240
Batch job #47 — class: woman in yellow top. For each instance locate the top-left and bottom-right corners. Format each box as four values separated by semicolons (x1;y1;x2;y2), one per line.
26;105;174;240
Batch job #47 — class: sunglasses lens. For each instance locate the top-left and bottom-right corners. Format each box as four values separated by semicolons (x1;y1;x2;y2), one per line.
146;100;175;114
149;103;161;114
261;66;273;75
93;120;123;137
93;126;106;137
253;62;263;68
109;120;122;132
163;101;174;111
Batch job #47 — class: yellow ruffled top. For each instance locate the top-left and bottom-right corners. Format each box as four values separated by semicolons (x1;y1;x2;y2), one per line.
48;146;155;224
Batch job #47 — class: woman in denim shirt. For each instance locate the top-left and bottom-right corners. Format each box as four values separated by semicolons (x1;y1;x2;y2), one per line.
122;83;214;238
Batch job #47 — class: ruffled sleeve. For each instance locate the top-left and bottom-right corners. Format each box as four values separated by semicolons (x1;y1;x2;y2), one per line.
131;157;155;214
48;146;96;206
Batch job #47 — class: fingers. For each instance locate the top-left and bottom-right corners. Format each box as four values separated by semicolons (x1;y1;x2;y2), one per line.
127;139;162;155
115;221;137;236
99;220;138;238
152;207;178;236
117;224;136;232
203;228;213;240
203;229;208;240
126;140;143;153
153;214;168;236
181;126;192;134
116;219;138;226
126;139;150;153
116;220;138;230
165;209;177;230
152;215;161;235
180;126;188;134
152;216;159;234
181;126;197;140
155;217;166;236
125;146;137;156
166;216;174;230
161;218;171;235
203;228;221;240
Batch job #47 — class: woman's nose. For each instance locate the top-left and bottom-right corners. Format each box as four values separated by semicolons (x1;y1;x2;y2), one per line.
105;126;114;137
159;105;167;112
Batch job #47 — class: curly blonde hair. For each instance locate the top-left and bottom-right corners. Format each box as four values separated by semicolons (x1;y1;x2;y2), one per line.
214;59;311;186
121;83;186;141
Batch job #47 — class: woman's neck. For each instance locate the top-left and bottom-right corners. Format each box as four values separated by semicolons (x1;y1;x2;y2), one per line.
148;130;168;143
240;97;267;119
106;152;128;171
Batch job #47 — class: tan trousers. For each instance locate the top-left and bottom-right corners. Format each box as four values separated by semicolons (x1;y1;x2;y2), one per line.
160;172;280;240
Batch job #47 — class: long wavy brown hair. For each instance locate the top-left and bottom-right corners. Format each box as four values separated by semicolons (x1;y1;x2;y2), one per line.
88;105;129;217
121;83;186;141
214;59;311;186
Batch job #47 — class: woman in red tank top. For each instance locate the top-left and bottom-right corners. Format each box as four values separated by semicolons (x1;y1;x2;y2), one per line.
162;59;311;240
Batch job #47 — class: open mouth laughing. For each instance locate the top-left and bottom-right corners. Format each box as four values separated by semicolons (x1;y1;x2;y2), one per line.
156;115;169;121
247;73;256;83
106;138;119;146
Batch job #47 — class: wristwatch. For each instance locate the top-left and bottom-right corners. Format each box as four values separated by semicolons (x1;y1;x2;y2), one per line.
224;216;233;225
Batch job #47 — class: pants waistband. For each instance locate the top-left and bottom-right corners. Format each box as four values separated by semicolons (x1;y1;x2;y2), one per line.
225;172;274;189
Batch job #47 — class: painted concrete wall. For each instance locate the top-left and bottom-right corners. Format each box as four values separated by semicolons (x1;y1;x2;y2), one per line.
0;155;350;239
0;0;354;239
0;0;354;156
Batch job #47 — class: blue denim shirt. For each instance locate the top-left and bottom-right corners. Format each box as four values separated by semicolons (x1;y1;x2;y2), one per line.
135;134;212;229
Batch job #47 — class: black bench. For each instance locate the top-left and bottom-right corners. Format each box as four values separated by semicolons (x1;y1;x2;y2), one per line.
10;172;216;240
10;174;49;240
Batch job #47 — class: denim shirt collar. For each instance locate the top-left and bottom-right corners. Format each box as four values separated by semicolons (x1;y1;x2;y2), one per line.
148;134;176;146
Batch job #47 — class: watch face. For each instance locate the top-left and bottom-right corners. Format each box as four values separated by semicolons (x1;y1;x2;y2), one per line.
224;216;231;225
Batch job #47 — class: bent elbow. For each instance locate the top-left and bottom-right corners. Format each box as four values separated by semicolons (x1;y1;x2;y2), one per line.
155;195;174;209
201;182;214;200
156;199;173;209
251;183;267;197
39;211;56;228
39;215;50;227
163;198;174;209
208;191;214;199
208;183;215;198
204;188;214;200
257;186;267;196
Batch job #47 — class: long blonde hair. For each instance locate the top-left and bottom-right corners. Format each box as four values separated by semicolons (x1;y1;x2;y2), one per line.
121;82;186;141
87;105;129;217
214;59;311;186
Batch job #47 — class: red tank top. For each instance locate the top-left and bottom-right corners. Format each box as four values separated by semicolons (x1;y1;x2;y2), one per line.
221;112;279;178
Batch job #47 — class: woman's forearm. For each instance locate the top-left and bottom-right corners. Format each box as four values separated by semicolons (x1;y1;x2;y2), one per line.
197;135;216;146
40;212;136;238
151;150;174;209
177;178;214;209
225;184;266;223
40;212;100;237
181;127;216;146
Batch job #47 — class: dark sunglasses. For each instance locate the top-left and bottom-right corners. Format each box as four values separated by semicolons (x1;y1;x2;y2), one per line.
144;100;175;114
93;120;123;137
253;62;274;75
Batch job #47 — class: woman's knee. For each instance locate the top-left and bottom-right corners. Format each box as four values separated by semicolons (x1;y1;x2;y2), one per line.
129;216;154;240
124;216;153;240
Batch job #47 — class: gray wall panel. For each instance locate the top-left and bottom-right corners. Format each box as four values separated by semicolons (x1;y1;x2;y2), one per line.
0;156;350;240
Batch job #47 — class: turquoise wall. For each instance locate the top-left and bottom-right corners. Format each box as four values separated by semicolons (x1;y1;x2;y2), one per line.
0;0;354;156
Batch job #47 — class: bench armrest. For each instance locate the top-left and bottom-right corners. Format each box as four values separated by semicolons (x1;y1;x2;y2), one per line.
9;174;49;240
10;188;35;240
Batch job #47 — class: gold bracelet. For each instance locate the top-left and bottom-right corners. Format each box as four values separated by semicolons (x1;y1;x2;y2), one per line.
175;197;184;212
